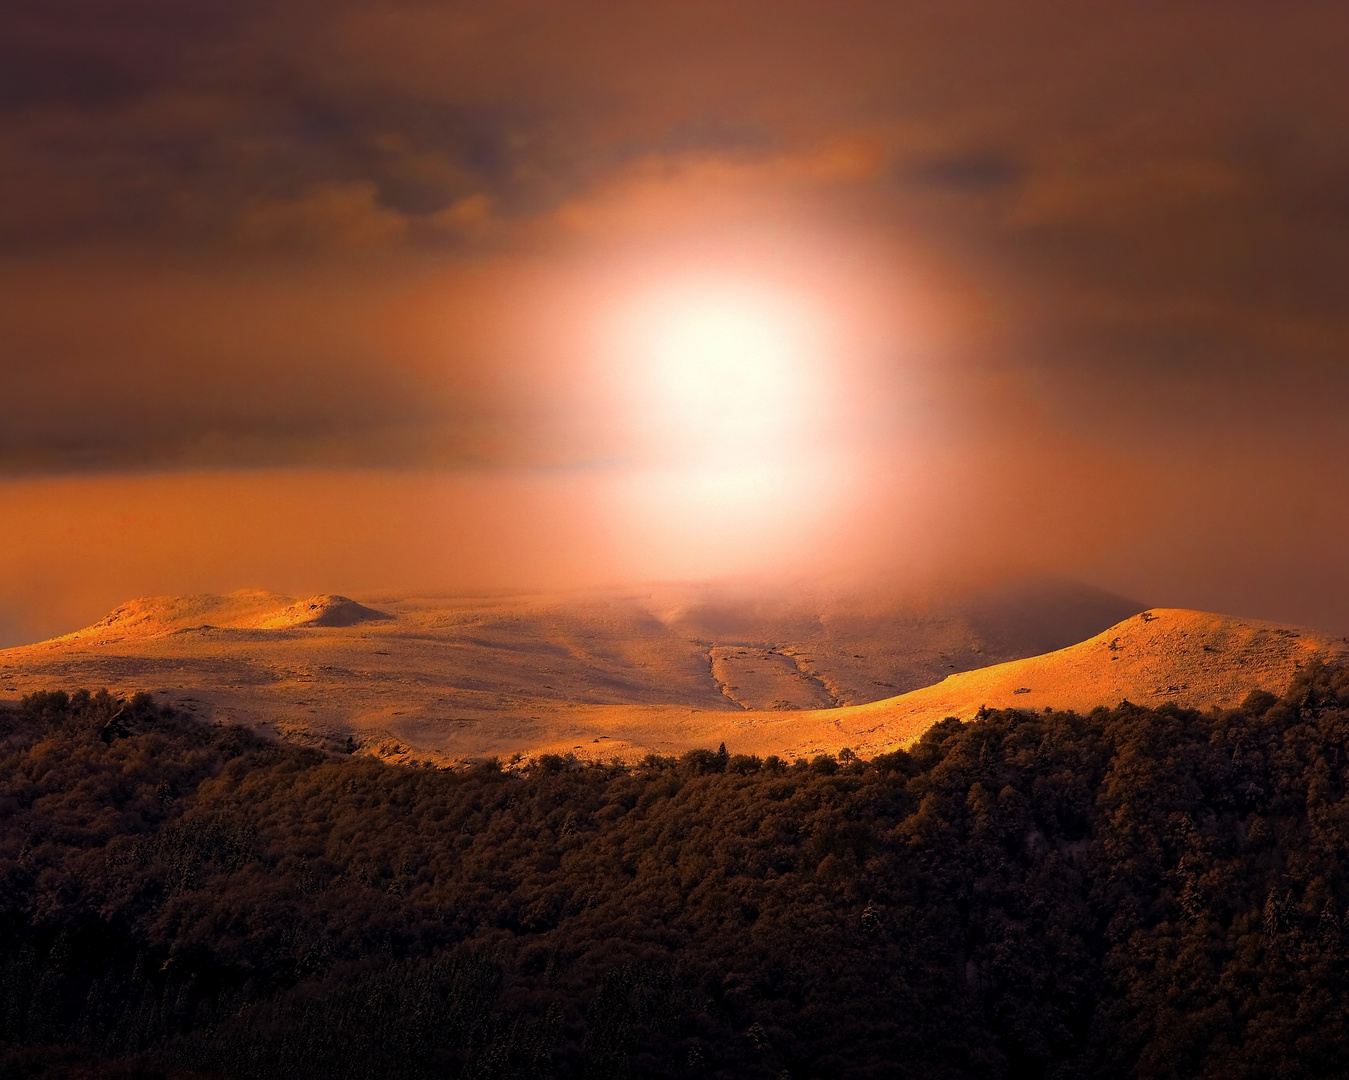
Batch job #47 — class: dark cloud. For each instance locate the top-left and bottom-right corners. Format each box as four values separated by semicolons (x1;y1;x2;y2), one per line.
904;153;1023;193
0;0;254;110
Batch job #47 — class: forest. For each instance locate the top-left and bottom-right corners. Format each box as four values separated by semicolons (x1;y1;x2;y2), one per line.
4;663;1349;1079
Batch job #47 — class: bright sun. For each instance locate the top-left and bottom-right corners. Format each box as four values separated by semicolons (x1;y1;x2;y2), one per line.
608;276;824;460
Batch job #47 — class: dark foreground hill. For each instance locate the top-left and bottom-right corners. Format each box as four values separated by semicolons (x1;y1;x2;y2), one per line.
5;667;1349;1079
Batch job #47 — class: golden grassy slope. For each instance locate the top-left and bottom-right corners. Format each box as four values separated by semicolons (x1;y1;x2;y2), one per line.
56;590;392;637
0;582;1137;758
512;608;1349;764
805;607;1349;757
3;592;1337;767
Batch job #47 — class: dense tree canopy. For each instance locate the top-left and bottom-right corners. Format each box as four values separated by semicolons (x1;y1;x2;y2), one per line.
4;664;1349;1078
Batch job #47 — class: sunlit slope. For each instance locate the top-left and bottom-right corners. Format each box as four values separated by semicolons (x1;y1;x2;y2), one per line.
0;580;1141;762
807;608;1349;755
55;590;393;637
5;599;1341;766
0;590;738;722
512;609;1349;764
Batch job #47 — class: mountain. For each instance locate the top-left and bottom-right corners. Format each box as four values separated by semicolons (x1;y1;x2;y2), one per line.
63;590;393;636
0;579;1139;761
4;589;1342;765
812;607;1349;757
501;608;1349;765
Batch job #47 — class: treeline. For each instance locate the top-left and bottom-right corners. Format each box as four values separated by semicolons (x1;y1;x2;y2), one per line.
4;666;1349;1079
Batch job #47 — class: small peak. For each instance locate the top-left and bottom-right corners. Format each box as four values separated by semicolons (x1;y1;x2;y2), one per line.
253;595;393;629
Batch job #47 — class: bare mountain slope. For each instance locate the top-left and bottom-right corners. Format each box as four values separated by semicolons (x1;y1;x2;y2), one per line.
808;607;1349;757
63;591;393;639
2;593;1342;765
0;579;1140;759
496;609;1349;765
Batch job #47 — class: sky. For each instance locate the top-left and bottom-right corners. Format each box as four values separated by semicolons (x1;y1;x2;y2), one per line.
3;1;1349;644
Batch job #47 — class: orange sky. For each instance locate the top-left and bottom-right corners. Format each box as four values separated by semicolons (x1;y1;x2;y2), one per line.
3;2;1349;644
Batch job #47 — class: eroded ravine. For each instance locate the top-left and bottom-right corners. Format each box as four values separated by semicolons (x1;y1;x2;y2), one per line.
707;644;837;710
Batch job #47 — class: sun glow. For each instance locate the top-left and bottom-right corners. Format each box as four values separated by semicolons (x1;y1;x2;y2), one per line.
607;275;830;461
469;231;929;568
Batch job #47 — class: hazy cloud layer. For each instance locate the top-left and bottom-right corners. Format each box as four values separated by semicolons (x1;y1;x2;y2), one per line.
3;1;1348;471
3;3;1349;633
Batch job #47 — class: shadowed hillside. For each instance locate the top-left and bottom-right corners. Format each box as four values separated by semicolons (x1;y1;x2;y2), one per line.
5;666;1349;1077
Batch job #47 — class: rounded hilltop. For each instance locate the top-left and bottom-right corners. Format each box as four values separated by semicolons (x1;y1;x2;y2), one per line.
826;607;1349;754
47;590;392;643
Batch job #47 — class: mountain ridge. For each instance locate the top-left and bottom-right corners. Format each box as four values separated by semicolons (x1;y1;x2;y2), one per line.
50;590;392;641
3;584;1344;766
